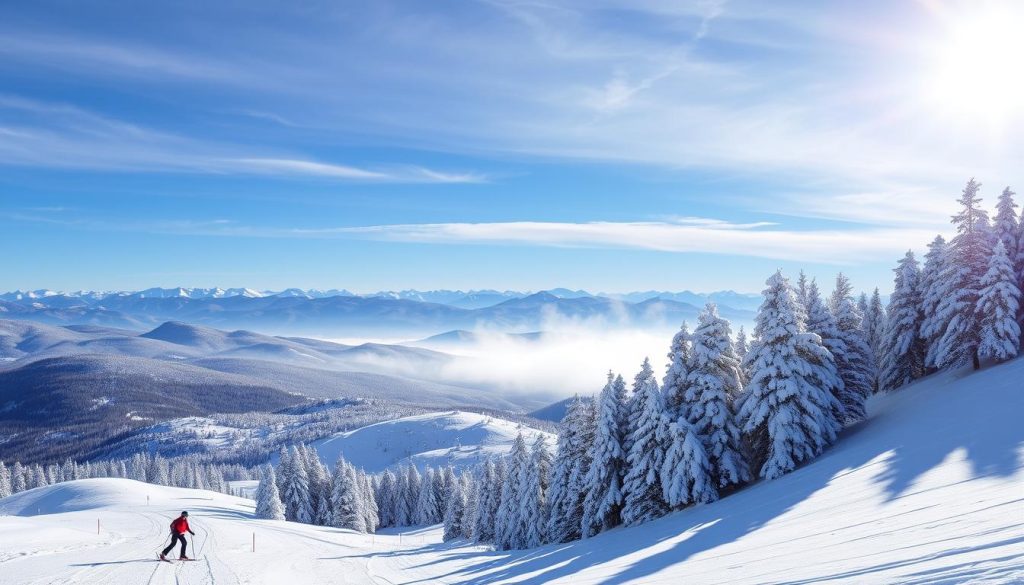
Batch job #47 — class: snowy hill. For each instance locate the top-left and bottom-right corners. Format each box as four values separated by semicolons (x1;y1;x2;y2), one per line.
306;410;555;473
1;359;1021;584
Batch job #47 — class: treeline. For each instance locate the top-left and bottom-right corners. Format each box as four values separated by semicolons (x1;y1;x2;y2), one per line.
0;452;254;499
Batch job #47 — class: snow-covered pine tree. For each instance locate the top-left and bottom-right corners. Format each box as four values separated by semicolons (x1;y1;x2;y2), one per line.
829;274;876;423
977;240;1022;363
880;251;926;391
461;471;478;540
490;457;508;538
331;459;366;532
1016;199;1024;310
0;461;11;499
662;322;692;421
274;447;289;497
415;467;440;525
660;417;716;508
11;462;26;493
302;446;332;526
621;359;669;527
934;178;992;370
255;465;286;520
802;280;847;424
376;470;398;528
495;433;529;550
795;270;811;321
994;187;1019;264
442;472;467;542
359;471;379;533
682;303;749;490
613;374;629;450
581;373;626;537
440;466;457;519
398;464;420;526
739;271;843;480
920;235;952;371
734;326;749;361
280;446;314;524
432;467;448;522
522;434;552;548
864;289;886;366
473;458;497;543
545;395;595;544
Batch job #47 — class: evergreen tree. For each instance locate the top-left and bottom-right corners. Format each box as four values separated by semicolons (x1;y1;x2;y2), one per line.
432;467;448;521
662;322;692;420
376;470;398;528
581;374;626;537
545;395;595;544
934;178;991;370
1016;199;1024;311
359;471;379;533
621;359;669;526
682;303;749;490
331;459;365;532
442;473;467;542
496;433;529;550
739;271;843;480
994;187;1019;264
977;240;1022;363
397;464;420;526
795;270;811;320
0;461;11;499
864;289;886;365
473;458;498;543
829;274;876;423
415;467;440;525
461;471;478;540
11;462;26;493
522;435;552;548
660;418;716;508
302;446;332;526
280;446;314;524
734;326;749;361
798;280;846;424
880;251;926;391
255;465;286;520
920;235;953;371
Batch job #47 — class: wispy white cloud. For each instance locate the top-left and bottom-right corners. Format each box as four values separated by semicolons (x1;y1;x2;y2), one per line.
0;96;485;183
9;213;927;264
313;219;932;263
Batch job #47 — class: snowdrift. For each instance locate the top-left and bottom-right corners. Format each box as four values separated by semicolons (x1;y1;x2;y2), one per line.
308;410;555;473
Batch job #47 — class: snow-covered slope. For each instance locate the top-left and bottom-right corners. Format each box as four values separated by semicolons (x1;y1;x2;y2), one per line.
307;410;555;473
1;359;1021;584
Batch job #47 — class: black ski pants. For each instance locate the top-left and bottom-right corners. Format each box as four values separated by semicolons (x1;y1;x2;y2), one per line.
162;532;188;557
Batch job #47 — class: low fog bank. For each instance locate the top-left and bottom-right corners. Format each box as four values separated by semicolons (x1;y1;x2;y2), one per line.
324;312;755;405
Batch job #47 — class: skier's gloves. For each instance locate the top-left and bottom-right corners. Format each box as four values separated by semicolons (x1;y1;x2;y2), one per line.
189;530;195;535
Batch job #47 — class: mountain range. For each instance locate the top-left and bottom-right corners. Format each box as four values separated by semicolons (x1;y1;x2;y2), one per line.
0;319;540;464
0;288;759;337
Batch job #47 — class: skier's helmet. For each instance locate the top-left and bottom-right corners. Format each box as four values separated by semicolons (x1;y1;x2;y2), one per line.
181;511;189;517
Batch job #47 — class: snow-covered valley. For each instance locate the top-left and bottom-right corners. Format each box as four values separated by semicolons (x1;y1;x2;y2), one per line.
2;356;1021;584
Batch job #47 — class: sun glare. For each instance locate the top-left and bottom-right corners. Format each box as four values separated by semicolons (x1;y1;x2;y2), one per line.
926;6;1024;124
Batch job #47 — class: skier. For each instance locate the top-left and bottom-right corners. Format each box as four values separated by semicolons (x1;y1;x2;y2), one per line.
159;511;195;561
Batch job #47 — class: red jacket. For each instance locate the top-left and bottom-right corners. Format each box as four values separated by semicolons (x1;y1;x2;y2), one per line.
171;517;190;534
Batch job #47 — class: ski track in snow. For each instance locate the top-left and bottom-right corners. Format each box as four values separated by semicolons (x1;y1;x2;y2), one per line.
1;358;1023;584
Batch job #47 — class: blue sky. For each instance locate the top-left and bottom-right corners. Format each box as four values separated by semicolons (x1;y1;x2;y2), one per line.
2;0;1022;294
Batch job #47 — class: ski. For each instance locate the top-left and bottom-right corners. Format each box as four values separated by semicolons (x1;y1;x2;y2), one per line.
157;554;201;562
